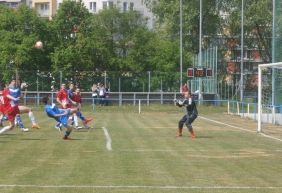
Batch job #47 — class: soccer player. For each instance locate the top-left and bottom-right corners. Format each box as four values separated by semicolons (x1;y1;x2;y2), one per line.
0;83;20;134
70;87;92;129
42;96;77;140
9;79;40;131
57;83;92;129
67;83;77;126
55;83;74;130
0;86;5;127
56;83;74;109
175;90;198;138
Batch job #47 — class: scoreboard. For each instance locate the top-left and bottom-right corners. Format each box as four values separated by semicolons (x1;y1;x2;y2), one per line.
187;67;213;77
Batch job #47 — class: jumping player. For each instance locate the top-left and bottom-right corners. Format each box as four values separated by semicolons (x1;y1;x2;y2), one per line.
42;95;77;140
175;90;198;138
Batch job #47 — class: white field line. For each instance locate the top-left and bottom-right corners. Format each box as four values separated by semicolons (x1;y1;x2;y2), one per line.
102;127;112;151
199;116;282;142
259;132;282;142
0;184;281;189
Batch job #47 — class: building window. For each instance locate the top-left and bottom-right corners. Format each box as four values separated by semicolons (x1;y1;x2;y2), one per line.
129;2;134;10
108;1;113;9
123;2;127;12
102;1;107;9
40;3;49;11
90;2;96;12
10;2;18;8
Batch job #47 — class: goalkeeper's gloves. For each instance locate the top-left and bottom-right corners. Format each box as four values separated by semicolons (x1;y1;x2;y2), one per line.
174;99;183;107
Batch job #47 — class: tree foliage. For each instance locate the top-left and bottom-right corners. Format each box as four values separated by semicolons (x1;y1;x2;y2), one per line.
0;5;49;81
0;0;276;90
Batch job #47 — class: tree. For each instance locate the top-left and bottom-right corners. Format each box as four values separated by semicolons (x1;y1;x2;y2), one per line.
50;0;91;74
151;0;220;54
223;0;272;62
0;5;49;82
83;8;160;73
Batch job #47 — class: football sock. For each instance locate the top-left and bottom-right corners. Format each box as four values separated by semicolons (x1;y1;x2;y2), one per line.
28;111;36;124
16;115;25;128
73;114;78;127
64;131;71;138
76;111;85;121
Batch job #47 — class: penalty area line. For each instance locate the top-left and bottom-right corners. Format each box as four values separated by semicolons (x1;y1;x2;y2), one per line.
199;116;256;133
102;127;112;151
0;185;281;189
199;116;282;142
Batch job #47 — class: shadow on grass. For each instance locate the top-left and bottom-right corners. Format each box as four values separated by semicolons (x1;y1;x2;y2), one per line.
195;135;213;139
176;135;213;139
19;138;48;141
74;129;92;132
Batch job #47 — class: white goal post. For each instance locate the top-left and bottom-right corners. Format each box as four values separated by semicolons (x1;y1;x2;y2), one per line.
258;62;282;132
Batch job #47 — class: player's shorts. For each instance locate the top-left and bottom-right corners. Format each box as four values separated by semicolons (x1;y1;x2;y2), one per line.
61;99;72;109
76;103;81;110
62;103;72;109
58;109;71;126
4;106;20;122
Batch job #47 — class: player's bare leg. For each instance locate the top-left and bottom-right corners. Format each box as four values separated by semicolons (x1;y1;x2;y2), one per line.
0;120;15;134
18;105;40;129
0;113;3;127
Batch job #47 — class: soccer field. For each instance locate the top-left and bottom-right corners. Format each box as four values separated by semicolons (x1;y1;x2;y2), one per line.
0;105;281;193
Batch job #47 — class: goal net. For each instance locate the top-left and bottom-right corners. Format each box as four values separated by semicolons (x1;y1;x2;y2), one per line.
258;62;282;133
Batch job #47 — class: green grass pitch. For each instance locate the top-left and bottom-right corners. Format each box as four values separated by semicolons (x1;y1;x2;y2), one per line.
0;105;281;193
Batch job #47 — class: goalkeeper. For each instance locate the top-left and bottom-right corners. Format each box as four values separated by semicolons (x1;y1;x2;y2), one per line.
175;90;198;138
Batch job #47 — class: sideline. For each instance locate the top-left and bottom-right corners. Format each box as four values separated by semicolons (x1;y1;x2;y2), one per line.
102;127;112;151
199;116;282;142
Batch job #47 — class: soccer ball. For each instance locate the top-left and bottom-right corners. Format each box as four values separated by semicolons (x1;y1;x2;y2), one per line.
35;41;43;49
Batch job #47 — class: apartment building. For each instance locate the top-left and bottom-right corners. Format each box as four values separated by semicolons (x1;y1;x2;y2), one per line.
0;0;23;8
32;0;56;19
31;0;154;28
